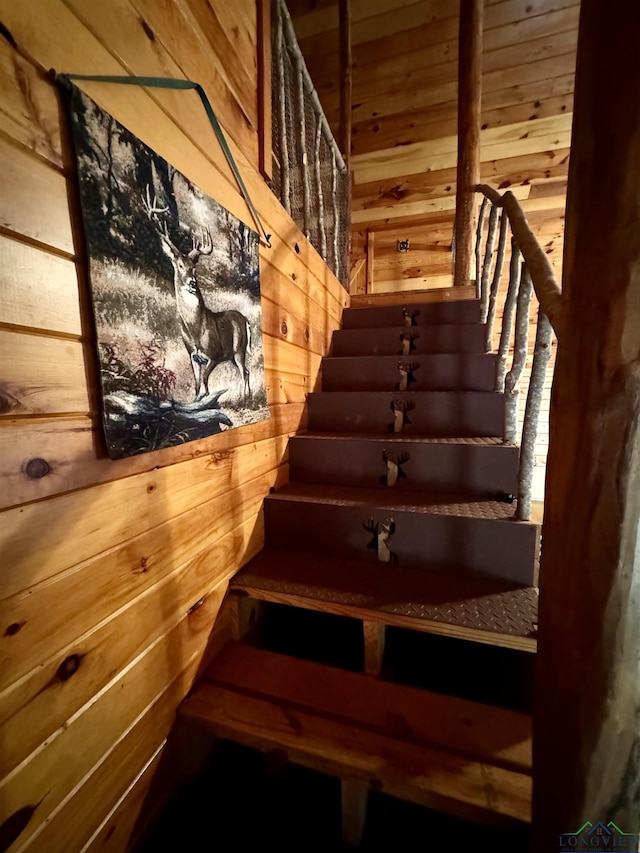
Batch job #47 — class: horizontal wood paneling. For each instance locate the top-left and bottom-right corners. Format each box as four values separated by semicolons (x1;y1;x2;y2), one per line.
0;0;345;849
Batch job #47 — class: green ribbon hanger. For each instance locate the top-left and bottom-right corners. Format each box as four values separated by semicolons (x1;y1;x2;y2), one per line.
55;72;272;248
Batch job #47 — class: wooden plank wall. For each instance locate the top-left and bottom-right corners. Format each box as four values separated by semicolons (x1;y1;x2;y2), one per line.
0;1;347;849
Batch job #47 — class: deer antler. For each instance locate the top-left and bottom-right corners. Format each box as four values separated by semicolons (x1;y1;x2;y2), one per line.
362;518;378;534
189;228;213;261
397;451;411;465
142;184;169;220
142;185;181;255
407;361;420;373
402;400;416;413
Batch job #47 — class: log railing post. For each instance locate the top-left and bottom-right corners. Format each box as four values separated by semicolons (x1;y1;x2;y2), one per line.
533;1;640;848
338;0;352;174
453;0;483;288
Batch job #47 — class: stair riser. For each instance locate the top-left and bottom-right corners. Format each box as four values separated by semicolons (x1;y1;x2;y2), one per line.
307;392;505;437
332;325;488;357
264;501;538;585
289;438;519;497
322;354;497;392
342;300;482;329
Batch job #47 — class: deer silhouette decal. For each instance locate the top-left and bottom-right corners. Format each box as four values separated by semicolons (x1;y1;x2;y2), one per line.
402;308;420;327
380;449;410;486
396;360;420;391
398;330;419;356
143;186;252;403
388;399;415;433
363;517;398;563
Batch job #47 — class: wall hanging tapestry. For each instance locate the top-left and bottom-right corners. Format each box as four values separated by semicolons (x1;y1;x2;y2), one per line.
62;81;269;459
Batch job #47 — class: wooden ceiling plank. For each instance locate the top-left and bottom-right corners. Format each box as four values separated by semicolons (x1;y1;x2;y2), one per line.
353;113;573;184
295;0;579;59
307;7;579;96
353;148;570;204
340;29;578;113
331;52;578;125
352;87;574;156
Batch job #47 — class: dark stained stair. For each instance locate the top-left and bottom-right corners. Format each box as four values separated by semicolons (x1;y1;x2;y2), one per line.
238;294;540;652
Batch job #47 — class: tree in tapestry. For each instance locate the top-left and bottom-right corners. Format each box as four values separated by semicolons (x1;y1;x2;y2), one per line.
66;84;269;459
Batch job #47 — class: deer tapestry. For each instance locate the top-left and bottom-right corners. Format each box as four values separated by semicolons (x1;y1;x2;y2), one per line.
64;84;269;459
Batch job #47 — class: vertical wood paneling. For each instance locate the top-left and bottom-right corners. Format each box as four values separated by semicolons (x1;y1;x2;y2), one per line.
0;1;345;848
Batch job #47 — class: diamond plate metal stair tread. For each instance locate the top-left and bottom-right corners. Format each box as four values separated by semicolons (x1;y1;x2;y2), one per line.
295;433;508;446
232;549;538;651
342;299;482;328
268;482;531;524
332;324;489;356
321;353;497;392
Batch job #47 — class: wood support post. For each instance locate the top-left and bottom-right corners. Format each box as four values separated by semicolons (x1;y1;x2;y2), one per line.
341;778;369;847
366;230;375;293
229;595;266;644
453;0;483;288
257;0;272;181
338;0;352;173
533;1;640;848
362;620;386;677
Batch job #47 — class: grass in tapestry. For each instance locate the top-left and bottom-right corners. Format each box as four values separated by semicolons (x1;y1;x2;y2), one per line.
67;85;269;458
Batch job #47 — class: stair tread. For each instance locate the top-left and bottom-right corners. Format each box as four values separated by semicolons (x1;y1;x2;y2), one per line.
268;482;526;523
295;433;507;446
343;298;480;322
197;643;532;773
232;548;538;652
181;645;532;821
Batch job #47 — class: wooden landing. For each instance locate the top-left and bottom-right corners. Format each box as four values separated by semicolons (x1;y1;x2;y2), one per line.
349;285;477;308
181;643;532;824
231;549;538;652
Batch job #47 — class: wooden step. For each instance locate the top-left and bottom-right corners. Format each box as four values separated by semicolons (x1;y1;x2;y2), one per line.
180;644;532;822
321;353;497;392
349;284;477;309
264;483;538;586
235;550;538;651
332;324;488;357
308;390;505;437
341;298;482;329
289;434;519;497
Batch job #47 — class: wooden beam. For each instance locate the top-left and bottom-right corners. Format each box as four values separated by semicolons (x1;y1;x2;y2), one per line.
362;620;385;677
366;229;374;293
257;0;273;180
341;779;369;847
453;0;484;287
533;1;640;849
338;0;352;172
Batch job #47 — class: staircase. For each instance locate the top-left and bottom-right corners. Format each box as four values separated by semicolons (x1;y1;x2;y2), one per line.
181;296;540;841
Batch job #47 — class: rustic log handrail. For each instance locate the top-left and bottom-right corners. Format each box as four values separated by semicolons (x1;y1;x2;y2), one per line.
476;184;563;336
473;186;560;522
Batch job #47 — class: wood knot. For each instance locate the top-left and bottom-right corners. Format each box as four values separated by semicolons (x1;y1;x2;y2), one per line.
147;483;156;493
140;18;155;40
133;556;149;574
4;622;23;637
280;320;288;335
304;328;310;341
57;654;81;682
294;243;300;253
25;458;50;479
188;595;206;615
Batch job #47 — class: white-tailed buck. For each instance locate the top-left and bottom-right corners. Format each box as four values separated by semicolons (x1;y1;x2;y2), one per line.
143;186;252;402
